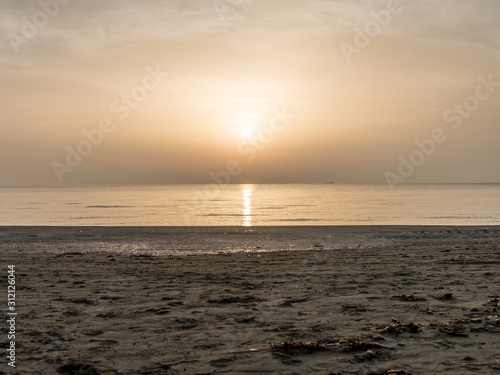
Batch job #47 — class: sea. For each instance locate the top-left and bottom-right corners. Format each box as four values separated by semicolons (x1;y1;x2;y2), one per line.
1;184;500;226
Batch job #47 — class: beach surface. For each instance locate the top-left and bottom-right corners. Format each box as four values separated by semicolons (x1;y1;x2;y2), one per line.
1;226;500;374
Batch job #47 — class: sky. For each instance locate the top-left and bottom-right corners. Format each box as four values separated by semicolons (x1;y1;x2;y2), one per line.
1;0;500;186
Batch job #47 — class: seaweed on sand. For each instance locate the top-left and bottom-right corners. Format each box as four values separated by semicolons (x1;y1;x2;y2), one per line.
266;338;393;355
267;340;328;354
390;294;426;302
339;338;393;353
439;324;468;337
380;319;421;334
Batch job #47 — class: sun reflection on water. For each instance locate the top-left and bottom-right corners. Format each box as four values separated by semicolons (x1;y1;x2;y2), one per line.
242;186;253;226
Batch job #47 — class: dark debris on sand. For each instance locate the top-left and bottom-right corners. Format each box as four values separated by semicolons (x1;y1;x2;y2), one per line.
390;294;427;302
265;300;499;372
329;369;412;375
489;360;500;369
437;292;454;300
56;251;84;257
379;319;421;334
339;338;393;353
57;363;99;375
267;337;394;355
439;324;468;337
267;340;329;354
208;295;262;304
353;349;377;361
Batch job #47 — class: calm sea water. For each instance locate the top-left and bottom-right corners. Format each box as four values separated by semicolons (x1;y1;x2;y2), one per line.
1;184;499;226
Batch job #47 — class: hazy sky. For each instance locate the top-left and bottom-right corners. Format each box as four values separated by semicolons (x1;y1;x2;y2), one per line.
1;0;500;186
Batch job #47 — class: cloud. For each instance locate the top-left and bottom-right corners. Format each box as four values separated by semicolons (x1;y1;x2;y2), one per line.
3;0;500;61
1;0;500;185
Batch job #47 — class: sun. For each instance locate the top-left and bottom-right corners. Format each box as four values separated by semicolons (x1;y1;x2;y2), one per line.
234;113;261;138
242;128;252;138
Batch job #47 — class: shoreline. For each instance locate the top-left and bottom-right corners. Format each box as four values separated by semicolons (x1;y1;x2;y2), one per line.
2;225;500;255
2;226;500;374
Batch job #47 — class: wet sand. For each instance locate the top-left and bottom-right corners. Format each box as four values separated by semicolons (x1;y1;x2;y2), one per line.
1;226;500;374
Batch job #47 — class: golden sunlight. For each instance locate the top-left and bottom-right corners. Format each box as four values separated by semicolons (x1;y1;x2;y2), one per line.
233;113;262;138
241;186;253;226
242;128;252;139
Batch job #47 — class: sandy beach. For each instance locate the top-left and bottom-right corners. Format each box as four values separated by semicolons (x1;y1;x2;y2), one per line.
1;226;500;374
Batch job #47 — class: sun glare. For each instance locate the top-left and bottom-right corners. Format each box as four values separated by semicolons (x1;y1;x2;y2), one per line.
242;186;253;226
234;113;261;139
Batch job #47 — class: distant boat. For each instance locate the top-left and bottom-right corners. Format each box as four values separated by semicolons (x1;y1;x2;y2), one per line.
324;181;334;184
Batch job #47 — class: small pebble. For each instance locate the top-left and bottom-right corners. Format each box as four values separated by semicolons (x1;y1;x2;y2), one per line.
363;350;376;359
438;292;453;300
